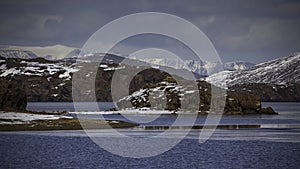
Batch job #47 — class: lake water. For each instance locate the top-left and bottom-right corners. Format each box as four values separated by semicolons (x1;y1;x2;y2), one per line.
27;102;300;127
1;102;299;168
26;102;116;112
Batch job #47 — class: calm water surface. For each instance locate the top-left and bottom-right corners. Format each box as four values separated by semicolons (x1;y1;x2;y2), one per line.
27;102;115;112
0;102;299;168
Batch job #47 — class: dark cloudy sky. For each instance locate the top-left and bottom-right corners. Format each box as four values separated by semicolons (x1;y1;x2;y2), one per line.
0;0;299;63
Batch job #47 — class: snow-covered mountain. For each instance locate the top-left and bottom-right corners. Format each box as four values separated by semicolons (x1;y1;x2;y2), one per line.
223;61;255;71
206;52;300;87
0;44;256;76
0;45;79;60
130;57;224;76
130;57;254;76
132;58;208;75
0;49;38;59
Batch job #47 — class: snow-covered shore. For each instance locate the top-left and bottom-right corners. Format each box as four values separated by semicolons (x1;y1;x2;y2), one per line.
0;112;72;124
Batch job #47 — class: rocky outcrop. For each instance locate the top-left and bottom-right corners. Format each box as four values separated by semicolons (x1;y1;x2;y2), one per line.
225;91;262;114
259;107;276;114
117;69;276;114
0;80;27;111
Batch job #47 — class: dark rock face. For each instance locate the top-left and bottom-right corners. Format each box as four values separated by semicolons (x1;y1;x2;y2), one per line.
225;91;261;114
230;83;300;102
0;80;27;111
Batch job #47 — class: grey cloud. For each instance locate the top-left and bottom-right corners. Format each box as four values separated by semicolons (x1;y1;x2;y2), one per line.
0;0;299;63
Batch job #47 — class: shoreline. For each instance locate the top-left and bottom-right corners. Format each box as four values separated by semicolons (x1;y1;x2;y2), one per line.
0;115;138;131
1;123;300;132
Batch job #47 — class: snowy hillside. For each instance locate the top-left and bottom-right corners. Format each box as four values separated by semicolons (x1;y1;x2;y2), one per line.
0;55;128;102
206;52;300;87
0;58;79;80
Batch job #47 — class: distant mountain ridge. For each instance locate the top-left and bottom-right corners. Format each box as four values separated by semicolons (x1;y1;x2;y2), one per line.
0;44;255;76
129;58;255;76
0;44;79;60
0;49;38;59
